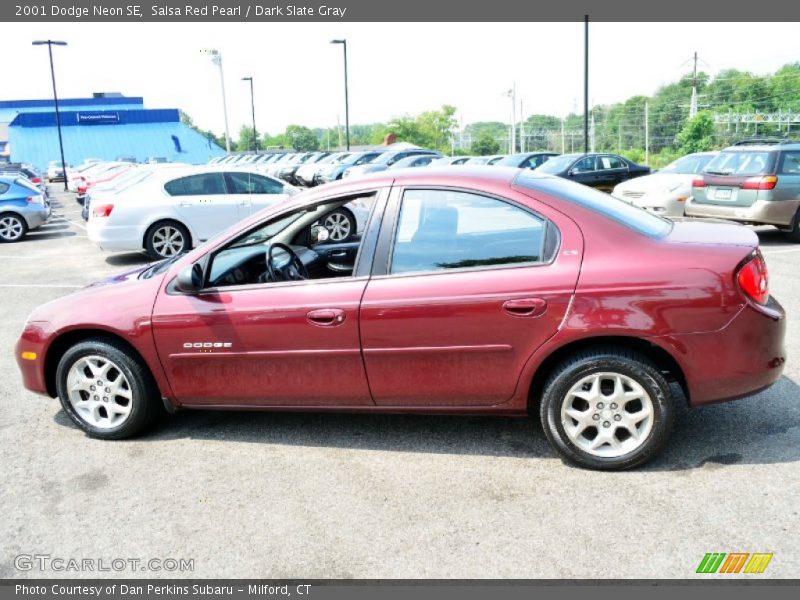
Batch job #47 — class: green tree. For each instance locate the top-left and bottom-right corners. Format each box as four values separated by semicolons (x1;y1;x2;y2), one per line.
284;125;319;151
676;112;715;153
237;125;259;152
471;132;500;156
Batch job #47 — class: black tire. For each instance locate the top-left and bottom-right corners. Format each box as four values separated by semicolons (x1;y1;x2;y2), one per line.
144;220;191;260
783;209;800;243
55;338;164;440
321;208;357;242
0;212;28;243
539;348;674;470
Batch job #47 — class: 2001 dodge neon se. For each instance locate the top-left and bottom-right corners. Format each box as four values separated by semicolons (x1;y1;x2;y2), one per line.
15;167;786;470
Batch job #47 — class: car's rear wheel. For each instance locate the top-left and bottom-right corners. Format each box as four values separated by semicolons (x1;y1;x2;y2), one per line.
783;209;800;243
539;348;674;470
145;221;190;259
0;213;28;243
322;208;356;242
56;339;163;440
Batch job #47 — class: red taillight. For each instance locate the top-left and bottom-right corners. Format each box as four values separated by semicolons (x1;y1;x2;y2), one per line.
741;175;778;190
93;204;114;218
692;176;706;188
31;177;42;184
26;196;35;203
737;251;769;305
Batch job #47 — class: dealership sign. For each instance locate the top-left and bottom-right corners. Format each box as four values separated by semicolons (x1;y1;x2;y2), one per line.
76;112;120;125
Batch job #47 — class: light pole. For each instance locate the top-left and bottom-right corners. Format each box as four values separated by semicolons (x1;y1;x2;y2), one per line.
241;76;257;153
330;39;350;150
32;40;68;191
201;48;231;153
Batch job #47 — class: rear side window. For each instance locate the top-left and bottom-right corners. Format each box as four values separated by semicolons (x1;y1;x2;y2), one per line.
515;173;672;238
225;172;284;194
704;151;776;176
599;155;626;170
390;189;550;275
778;151;800;175
164;173;226;196
0;182;9;194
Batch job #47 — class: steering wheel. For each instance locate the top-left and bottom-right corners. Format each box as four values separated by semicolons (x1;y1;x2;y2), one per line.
265;243;309;282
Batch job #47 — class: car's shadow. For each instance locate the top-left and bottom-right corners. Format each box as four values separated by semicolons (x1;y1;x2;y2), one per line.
104;253;152;267
756;227;795;249
53;376;800;471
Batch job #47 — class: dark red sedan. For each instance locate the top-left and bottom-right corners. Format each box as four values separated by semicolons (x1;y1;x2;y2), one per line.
15;167;786;470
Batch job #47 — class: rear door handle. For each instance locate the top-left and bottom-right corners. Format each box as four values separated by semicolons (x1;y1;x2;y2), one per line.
306;308;346;327
330;251;348;258
503;298;547;317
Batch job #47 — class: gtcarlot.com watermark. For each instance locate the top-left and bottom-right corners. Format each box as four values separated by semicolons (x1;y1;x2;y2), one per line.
15;553;194;573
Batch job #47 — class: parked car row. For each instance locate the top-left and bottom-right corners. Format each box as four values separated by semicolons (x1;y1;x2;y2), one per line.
0;173;50;242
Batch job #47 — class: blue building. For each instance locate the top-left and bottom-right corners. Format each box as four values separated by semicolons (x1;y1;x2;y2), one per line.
0;93;224;169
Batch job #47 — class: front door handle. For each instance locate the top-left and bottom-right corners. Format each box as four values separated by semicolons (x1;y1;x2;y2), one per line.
503;298;547;317
306;308;346;327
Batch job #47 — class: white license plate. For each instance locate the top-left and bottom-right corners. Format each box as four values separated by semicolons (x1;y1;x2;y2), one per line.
714;188;733;201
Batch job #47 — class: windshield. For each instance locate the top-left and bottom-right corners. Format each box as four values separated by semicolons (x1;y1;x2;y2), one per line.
515;172;672;238
661;154;715;174
230;212;305;248
704;151;775;176
372;153;402;166
535;154;579;174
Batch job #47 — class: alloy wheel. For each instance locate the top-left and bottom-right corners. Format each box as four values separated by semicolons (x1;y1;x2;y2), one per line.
560;372;654;458
66;355;133;429
323;212;352;242
0;216;24;241
152;225;185;257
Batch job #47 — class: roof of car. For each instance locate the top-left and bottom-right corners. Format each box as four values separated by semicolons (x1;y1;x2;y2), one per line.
722;141;800;151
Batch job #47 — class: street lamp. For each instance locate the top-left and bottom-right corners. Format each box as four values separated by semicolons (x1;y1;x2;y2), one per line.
330;39;350;150
201;48;231;153
32;40;68;191
241;76;257;153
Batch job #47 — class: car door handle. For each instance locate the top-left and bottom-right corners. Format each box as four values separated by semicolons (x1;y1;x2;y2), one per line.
306;308;346;327
179;201;192;207
330;251;348;258
502;298;547;317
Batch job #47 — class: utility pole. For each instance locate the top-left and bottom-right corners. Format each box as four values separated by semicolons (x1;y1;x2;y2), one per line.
583;15;590;154
32;40;68;191
241;76;257;153
519;98;525;153
201;49;231;152
561;118;565;153
645;101;650;166
330;39;350;150
506;85;517;154
689;51;699;118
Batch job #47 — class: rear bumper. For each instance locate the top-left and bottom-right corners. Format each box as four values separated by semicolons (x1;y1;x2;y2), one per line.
686;198;800;227
87;220;142;252
21;204;50;230
656;298;786;406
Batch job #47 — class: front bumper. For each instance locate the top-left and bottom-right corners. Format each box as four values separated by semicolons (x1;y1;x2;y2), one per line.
15;321;53;396
613;191;688;218
686;198;800;227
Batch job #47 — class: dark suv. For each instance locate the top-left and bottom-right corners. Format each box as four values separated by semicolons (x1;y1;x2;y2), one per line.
686;140;800;241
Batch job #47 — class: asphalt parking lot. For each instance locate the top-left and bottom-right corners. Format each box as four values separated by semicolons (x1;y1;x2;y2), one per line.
1;186;798;579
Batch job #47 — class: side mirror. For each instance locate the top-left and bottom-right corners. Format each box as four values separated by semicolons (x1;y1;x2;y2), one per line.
175;263;203;294
310;224;330;245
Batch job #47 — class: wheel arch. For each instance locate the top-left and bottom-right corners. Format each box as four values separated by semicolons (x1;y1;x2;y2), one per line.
526;335;689;412
44;329;163;400
142;217;194;251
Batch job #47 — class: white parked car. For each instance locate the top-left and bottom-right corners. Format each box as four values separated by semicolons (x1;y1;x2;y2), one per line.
87;167;298;260
47;161;68;182
612;152;717;217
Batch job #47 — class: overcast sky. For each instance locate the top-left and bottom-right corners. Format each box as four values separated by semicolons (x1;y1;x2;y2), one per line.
4;22;798;137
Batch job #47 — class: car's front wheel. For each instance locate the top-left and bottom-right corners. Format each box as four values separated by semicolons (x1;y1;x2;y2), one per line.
145;220;190;259
539;348;674;470
55;339;163;440
0;213;28;243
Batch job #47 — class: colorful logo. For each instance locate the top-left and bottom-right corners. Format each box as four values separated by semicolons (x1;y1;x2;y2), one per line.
696;552;773;574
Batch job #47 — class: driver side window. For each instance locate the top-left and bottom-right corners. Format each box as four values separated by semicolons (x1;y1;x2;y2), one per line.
206;194;377;289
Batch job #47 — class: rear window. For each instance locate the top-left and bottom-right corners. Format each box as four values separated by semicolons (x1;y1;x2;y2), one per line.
514;173;672;238
704;151;776;176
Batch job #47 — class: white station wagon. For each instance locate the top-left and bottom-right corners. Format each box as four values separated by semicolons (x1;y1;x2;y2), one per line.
87;167;298;259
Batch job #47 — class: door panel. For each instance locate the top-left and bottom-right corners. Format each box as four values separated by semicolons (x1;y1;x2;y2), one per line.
152;278;373;407
169;173;240;241
359;188;583;407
